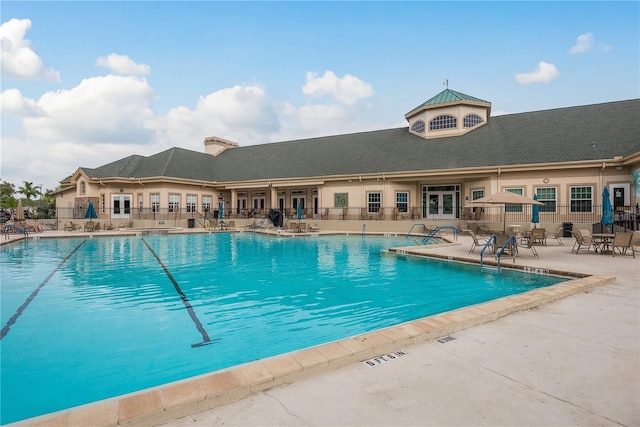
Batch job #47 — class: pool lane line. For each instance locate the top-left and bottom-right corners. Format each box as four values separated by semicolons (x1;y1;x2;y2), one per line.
141;238;220;348
1;240;87;341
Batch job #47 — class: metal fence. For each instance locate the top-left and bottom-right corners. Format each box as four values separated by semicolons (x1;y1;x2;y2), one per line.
54;204;639;229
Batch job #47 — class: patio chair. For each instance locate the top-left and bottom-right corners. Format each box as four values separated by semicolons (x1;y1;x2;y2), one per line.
64;221;79;231
84;221;96;232
571;229;596;254
545;225;564;246
611;232;634;258
494;233;517;257
520;234;539;258
466;230;491;254
309;223;320;232
103;221;114;230
530;228;546;246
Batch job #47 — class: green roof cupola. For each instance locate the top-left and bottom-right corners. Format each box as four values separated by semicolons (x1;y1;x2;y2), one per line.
405;89;492;139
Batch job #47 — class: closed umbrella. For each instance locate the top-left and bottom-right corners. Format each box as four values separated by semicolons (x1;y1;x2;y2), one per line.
601;187;614;232
219;201;224;221
531;194;540;228
297;202;302;221
466;191;544;232
16;200;24;221
84;201;97;219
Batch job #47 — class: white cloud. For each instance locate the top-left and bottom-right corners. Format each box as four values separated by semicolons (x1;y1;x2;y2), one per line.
570;32;594;54
96;53;150;76
515;61;560;84
24;74;157;145
0;18;60;81
160;85;280;148
0;88;44;116
303;70;374;105
3;68;382;190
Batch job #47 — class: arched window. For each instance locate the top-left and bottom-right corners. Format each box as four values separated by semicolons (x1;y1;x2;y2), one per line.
411;120;425;133
80;180;86;195
430;115;457;130
463;114;484;128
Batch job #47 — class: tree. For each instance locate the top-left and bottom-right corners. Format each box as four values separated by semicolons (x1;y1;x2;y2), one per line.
0;180;16;207
18;181;42;203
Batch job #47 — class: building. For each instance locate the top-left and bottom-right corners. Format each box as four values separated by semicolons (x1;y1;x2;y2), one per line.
56;89;640;232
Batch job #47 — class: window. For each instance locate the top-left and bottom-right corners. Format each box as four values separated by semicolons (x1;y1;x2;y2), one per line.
396;192;408;213
429;115;457;130
505;188;524;213
150;193;160;213
463;114;484;128
471;189;484;200
137;194;143;211
535;187;557;213
368;192;381;213
80;181;86;195
411;120;425;133
186;194;197;213
100;194;106;214
202;195;212;213
570;186;593;213
168;194;180;213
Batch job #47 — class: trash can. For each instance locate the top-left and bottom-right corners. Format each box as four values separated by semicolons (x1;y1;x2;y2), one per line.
562;222;573;237
187;218;195;228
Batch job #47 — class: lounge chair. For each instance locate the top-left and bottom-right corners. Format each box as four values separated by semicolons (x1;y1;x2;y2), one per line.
545;225;564;246
611;232;634;258
84;221;96;232
309;223;319;232
466;230;491;254
571;229;596;254
103;221;114;230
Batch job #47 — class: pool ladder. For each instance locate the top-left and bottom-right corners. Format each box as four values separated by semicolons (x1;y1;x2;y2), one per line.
3;224;29;239
480;234;517;272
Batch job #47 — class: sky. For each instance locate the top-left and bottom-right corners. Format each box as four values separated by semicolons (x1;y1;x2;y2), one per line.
1;1;639;193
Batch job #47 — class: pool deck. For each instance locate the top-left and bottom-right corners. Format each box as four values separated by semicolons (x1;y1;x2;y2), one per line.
5;229;639;426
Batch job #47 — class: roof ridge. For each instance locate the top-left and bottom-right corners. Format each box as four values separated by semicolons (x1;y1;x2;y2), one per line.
160;147;177;176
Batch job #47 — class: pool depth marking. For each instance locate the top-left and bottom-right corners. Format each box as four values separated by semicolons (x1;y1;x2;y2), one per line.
1;240;87;340
141;238;219;347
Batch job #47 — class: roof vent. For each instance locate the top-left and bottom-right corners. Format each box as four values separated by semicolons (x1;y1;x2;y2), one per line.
204;136;240;156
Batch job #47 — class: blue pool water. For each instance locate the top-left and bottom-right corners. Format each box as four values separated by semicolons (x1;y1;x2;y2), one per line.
0;233;566;424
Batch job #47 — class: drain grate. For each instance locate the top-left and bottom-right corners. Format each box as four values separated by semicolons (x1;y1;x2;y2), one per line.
437;335;457;344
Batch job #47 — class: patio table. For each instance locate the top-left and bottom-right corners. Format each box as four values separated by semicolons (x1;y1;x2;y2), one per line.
592;233;615;253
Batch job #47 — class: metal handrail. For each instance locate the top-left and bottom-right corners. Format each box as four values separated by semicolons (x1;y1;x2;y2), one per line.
3;224;29;238
422;226;459;243
406;223;428;237
480;235;496;268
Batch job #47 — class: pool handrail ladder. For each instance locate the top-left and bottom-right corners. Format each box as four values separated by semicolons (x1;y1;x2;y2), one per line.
479;234;496;268
3;224;28;239
406;223;428;237
422;226;458;244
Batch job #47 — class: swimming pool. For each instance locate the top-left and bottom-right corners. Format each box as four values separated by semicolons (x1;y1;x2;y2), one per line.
0;233;566;424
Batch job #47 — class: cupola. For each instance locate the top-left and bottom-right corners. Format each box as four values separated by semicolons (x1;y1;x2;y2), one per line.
405;89;491;139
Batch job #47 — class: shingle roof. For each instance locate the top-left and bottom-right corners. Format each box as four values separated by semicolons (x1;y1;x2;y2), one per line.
79;99;640;184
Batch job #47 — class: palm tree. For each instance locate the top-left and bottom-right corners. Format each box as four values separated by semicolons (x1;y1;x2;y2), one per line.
18;181;42;202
